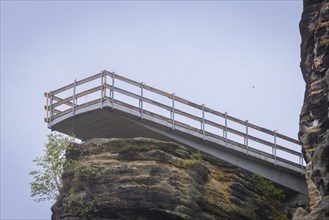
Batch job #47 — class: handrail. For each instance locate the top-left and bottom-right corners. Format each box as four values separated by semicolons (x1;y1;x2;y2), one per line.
45;70;304;172
52;86;101;108
52;73;102;95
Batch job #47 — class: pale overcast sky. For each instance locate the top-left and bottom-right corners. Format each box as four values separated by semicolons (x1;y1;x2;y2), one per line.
1;1;303;219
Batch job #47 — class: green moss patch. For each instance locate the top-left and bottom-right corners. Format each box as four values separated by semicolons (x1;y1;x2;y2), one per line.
118;145;152;154
64;188;94;217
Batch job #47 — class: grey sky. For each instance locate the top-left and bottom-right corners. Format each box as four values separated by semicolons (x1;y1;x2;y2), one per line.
1;1;303;219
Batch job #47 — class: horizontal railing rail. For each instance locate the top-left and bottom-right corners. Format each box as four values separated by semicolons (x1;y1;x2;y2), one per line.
45;70;304;173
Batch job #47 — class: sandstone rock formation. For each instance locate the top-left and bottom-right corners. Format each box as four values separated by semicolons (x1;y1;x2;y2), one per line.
52;138;287;220
297;0;329;219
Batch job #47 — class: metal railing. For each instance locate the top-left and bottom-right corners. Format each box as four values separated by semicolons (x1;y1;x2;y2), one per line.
45;70;304;173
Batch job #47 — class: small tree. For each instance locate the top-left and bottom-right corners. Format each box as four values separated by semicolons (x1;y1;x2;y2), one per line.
29;132;75;202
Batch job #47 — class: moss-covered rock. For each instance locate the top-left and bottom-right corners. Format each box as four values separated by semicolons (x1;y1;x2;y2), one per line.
52;138;287;220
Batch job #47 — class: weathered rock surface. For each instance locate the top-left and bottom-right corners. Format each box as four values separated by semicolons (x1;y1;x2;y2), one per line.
52;138;287;220
297;0;329;218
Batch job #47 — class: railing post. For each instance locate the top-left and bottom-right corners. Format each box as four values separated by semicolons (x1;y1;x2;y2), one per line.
111;73;115;108
201;104;205;139
300;152;304;174
49;91;53;123
140;82;144;119
245;120;249;154
45;92;49;122
73;79;77;115
100;72;104;109
273;130;277;165
171;93;175;130
224;112;228;147
104;73;107;98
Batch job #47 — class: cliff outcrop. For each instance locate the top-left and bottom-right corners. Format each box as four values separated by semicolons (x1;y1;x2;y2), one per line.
297;0;329;219
52;138;287;220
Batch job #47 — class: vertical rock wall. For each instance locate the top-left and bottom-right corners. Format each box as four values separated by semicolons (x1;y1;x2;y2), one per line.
297;0;329;218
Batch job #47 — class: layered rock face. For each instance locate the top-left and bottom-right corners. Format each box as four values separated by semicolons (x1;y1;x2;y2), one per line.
52;138;287;220
297;0;329;219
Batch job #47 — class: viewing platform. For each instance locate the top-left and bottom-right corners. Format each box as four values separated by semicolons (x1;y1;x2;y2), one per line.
44;70;307;195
